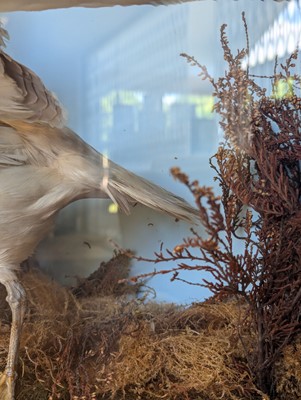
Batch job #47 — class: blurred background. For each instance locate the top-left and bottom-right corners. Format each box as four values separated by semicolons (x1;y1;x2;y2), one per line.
1;0;295;303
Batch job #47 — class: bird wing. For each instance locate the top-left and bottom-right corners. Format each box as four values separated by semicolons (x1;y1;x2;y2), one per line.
0;0;192;12
0;24;65;167
0;124;28;166
0;50;65;128
0;49;65;166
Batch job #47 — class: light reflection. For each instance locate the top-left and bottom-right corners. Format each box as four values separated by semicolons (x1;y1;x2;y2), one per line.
108;203;119;214
277;38;286;58
287;32;296;54
258;45;266;64
288;1;297;18
267;42;275;61
249;48;257;67
246;1;301;67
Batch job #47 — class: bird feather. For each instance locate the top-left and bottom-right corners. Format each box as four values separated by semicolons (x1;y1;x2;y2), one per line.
0;51;65;127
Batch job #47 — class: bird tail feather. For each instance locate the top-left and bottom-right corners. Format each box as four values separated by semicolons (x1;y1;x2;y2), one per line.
106;162;199;224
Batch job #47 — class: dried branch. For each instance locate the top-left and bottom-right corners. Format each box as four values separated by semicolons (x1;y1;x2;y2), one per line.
124;14;301;399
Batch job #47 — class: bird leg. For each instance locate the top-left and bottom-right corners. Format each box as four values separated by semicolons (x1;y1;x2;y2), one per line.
0;280;26;400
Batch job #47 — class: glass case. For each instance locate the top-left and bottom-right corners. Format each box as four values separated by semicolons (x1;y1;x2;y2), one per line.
1;0;293;302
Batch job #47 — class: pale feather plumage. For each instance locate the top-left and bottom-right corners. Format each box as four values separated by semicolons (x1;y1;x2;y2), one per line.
0;52;65;127
0;24;199;399
0;30;198;228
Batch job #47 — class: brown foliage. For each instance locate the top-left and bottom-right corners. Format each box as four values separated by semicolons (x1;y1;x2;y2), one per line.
123;15;301;398
103;302;258;400
0;265;298;399
71;251;140;298
274;336;301;400
0;269;266;400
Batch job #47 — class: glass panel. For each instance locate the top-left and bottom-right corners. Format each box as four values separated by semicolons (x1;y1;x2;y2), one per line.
1;0;293;302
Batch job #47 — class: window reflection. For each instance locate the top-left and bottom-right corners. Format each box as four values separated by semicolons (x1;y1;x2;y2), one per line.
3;0;298;302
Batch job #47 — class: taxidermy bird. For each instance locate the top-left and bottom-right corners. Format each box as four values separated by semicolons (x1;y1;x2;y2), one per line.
0;26;198;399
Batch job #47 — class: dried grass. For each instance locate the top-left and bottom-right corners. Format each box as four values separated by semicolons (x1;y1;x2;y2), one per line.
274;336;301;400
0;263;296;399
102;302;260;400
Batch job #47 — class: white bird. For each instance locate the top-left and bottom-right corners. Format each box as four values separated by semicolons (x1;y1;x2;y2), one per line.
0;0;194;12
0;26;198;399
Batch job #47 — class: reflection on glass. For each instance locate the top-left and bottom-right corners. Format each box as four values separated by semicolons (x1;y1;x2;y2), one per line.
3;0;300;302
